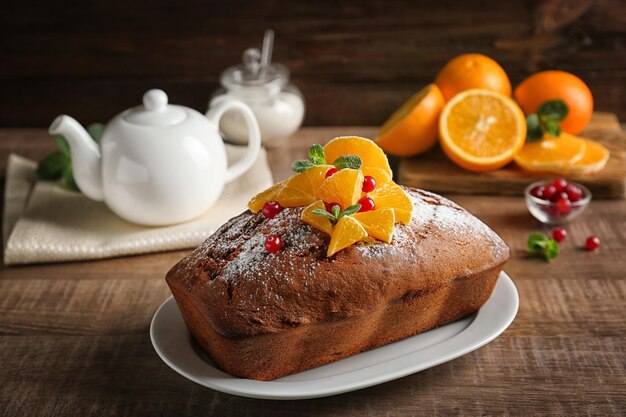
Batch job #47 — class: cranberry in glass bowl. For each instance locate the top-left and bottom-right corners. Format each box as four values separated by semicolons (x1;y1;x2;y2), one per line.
525;178;591;225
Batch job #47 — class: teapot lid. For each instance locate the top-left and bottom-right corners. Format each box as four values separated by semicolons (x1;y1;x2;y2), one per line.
124;89;187;126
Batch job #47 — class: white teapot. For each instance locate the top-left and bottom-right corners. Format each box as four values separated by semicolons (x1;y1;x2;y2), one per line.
49;89;261;226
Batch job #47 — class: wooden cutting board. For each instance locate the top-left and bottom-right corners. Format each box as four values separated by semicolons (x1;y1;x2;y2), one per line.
397;112;626;199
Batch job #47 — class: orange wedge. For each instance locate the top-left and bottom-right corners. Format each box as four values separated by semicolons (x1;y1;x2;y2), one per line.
327;216;368;257
273;165;331;208
568;139;610;174
353;208;396;243
375;84;445;157
368;182;413;224
324;136;392;177
248;178;288;212
361;166;392;186
315;168;363;210
439;89;526;172
514;133;587;172
301;200;334;235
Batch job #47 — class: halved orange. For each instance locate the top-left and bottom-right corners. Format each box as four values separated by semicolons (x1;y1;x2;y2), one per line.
439;89;526;172
301;200;333;235
514;133;587;172
368;182;413;224
375;84;445;157
327;216;368;257
324;136;392;177
315;168;364;210
353;208;395;243
568;139;610;174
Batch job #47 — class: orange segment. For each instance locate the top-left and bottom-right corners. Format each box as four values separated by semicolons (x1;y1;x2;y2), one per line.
361;166;392;186
353;208;395;243
275;165;332;208
248;178;288;213
439;89;526;172
315;168;363;210
301;200;333;236
514;133;587;172
569;139;610;174
375;84;445;157
327;216;368;257
324;136;392;177
368;182;413;225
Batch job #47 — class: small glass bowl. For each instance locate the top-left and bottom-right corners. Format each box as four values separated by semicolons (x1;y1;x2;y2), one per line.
525;180;591;225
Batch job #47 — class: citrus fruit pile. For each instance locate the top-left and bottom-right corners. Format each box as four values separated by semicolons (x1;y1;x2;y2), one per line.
249;137;413;257
375;53;609;175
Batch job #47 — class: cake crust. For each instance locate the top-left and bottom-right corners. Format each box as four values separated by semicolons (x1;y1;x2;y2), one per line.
166;186;509;380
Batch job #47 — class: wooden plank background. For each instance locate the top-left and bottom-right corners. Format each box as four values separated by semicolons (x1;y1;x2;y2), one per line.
1;0;625;127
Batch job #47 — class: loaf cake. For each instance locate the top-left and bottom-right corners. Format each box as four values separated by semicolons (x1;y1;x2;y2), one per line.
166;137;509;380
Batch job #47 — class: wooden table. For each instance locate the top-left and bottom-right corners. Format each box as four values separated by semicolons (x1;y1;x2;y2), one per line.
1;128;624;416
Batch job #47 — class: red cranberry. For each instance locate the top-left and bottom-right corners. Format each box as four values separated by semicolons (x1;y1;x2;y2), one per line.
262;201;282;219
585;236;600;251
325;167;340;178
551;191;569;203
362;176;376;193
543;185;558;200
530;185;545;200
565;183;583;202
552;178;568;192
264;235;282;253
552;227;567;242
325;202;341;213
357;196;375;212
555;197;571;215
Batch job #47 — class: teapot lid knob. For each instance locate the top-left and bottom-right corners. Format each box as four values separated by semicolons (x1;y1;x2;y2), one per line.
143;89;168;111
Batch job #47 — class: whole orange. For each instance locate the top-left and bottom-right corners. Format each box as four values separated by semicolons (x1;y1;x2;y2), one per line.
514;70;593;135
435;54;512;101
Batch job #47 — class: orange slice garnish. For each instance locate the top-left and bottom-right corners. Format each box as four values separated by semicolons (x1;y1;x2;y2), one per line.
327;216;368;257
368;182;413;224
301;200;333;235
324;136;392;177
352;208;395;243
361;166;392;187
514;133;587;172
439;89;526;172
248;178;288;213
315;168;363;210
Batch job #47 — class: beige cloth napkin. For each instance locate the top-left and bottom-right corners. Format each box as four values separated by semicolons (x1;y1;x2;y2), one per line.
3;145;273;265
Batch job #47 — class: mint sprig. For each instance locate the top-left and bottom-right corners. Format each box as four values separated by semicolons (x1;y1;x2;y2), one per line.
526;99;569;141
292;144;363;173
311;204;362;222
527;231;559;261
37;123;104;192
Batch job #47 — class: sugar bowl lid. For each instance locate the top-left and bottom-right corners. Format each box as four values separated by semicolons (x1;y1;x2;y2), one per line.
124;89;187;126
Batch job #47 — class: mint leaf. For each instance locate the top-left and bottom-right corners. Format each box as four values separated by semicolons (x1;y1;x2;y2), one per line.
542;117;561;137
292;159;316;173
526;114;543;141
332;204;341;218
338;204;361;219
53;136;71;156
333;155;362;170
538;100;568;121
527;232;559;261
311;209;337;221
87;123;105;142
37;152;69;180
62;164;80;192
308;144;326;166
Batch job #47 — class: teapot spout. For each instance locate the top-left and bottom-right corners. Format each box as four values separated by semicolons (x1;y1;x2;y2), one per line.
49;115;104;201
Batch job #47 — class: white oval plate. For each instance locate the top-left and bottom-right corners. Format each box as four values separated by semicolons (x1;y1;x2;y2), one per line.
151;272;518;400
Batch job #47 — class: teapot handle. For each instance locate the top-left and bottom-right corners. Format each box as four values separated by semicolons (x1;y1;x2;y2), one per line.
206;98;261;183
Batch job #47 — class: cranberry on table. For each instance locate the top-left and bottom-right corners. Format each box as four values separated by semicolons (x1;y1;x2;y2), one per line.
325;167;340;178
552;178;568;192
262;201;283;219
565;183;583;202
552;227;567;242
362;175;377;193
264;235;282;253
357;196;375;212
325;202;341;213
585;236;600;251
